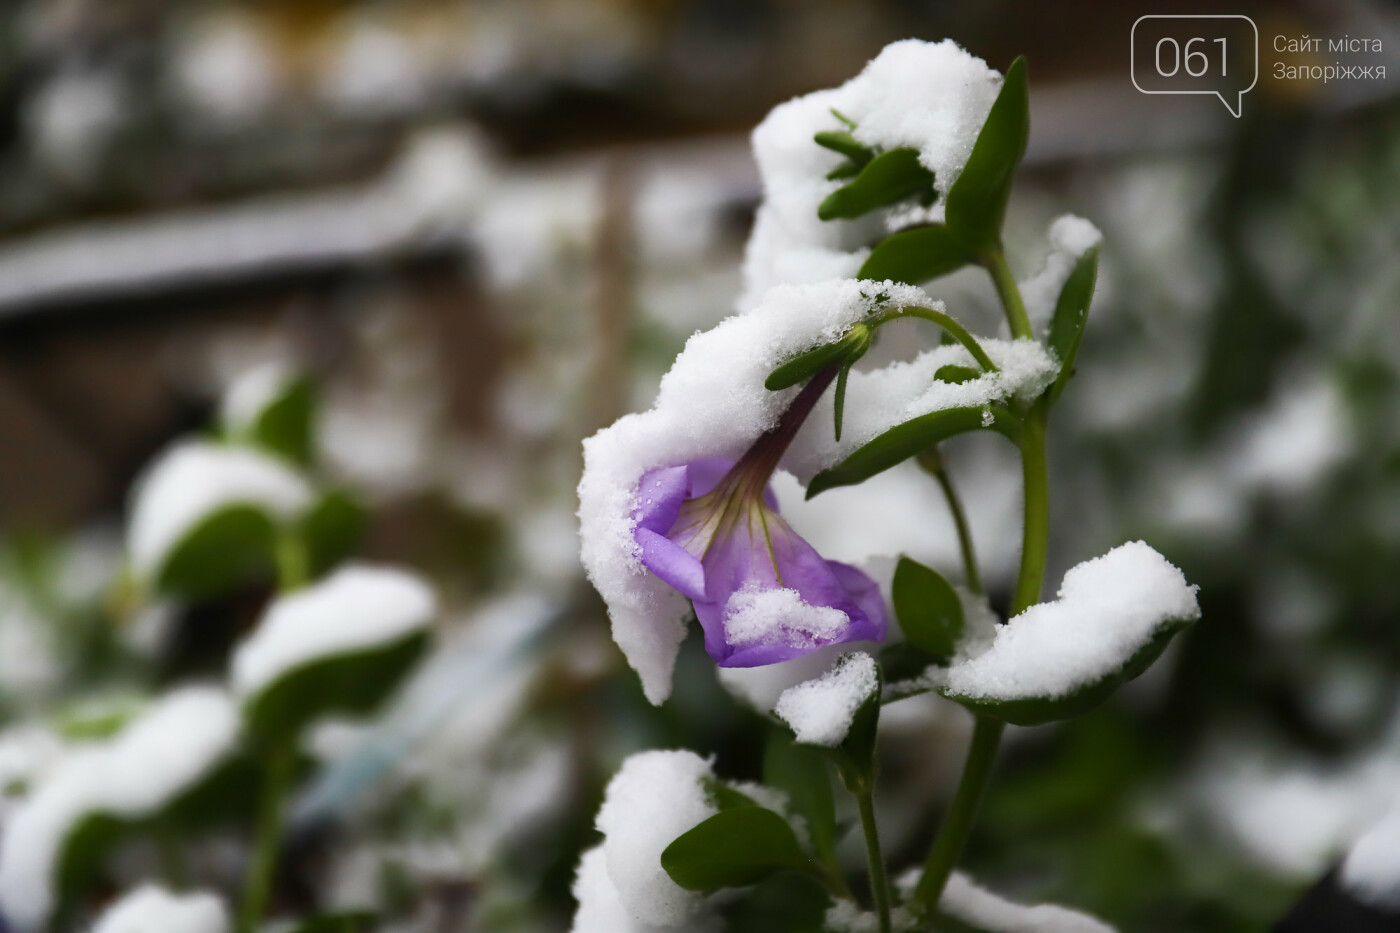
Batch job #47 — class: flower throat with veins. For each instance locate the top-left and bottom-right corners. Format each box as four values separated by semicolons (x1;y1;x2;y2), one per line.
633;367;886;668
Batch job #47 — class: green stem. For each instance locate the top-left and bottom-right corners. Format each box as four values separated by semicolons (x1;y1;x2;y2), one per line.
913;261;1052;923
274;527;309;592
917;450;983;596
1011;406;1050;617
984;250;1033;341
855;787;893;933
872;306;998;372
910;714;1005;913
240;745;293;933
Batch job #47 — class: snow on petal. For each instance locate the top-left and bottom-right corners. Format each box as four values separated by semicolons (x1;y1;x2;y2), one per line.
91;885;229;933
126;440;313;579
943;541;1199;702
231;563;436;700
774;651;879;746
0;687;239;930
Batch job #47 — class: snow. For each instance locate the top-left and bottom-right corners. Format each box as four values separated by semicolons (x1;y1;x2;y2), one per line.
571;844;718;933
579;277;1053;704
1342;794;1400;909
126;440;313;580
1019;215;1102;336
718;639;883;713
220;360;295;435
939;872;1116;933
742;39;1002;307
0;687;239;930
91;885;229;933
1190;742;1400;880
942;541;1199;702
722;587;851;651
1229;375;1351;496
774;652;879;746
231;564;436;700
591;750;717;927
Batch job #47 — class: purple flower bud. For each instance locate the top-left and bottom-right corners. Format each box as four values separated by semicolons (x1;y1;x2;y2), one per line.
632;372;886;667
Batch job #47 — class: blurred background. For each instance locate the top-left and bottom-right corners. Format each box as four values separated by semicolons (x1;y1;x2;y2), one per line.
0;0;1397;930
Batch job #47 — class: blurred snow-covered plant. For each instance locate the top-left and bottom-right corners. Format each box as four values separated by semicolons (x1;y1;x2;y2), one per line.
0;366;433;932
575;39;1201;931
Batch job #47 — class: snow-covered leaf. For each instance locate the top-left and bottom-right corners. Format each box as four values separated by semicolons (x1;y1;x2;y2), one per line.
857;222;972;285
939;542;1200;726
765;326;868;392
818;147;935;221
232;566;435;748
806;406;1019;498
155;504;279;598
1047;246;1100;403
944;56;1030;254
661;806;816;892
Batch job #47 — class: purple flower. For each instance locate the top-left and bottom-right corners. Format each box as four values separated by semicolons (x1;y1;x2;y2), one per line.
632;373;887;667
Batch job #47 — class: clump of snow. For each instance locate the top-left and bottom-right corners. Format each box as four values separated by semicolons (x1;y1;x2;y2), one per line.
0;687;239;929
939;872;1116;933
743;39;1002;307
1019;214;1102;336
580;278;1053;704
126;440;313;580
718;639;881;713
942;542;1199;702
723;587;850;650
589;750;718;928
91;885;229;933
1342;794;1400;909
774;652;879;746
571;844;719;933
220;360;296;435
232;563;436;700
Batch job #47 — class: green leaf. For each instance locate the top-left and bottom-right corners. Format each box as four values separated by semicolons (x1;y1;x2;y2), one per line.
813;131;872;165
662;807;815;892
832;361;851;442
878;642;937;687
818;148;935;221
892;557;964;661
721;872;831;933
54;754;260;927
242;630;429;749
1046;246;1100;403
763;731;838;864
302;489;367;578
857;223;973;285
807;407;1021;499
935;364;982;385
246;377;316;466
155;504;277;598
941;617;1195;726
766;326;868;391
705;777;764;812
944;56;1030;254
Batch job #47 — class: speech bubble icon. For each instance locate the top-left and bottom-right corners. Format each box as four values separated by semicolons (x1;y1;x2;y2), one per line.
1132;15;1258;118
